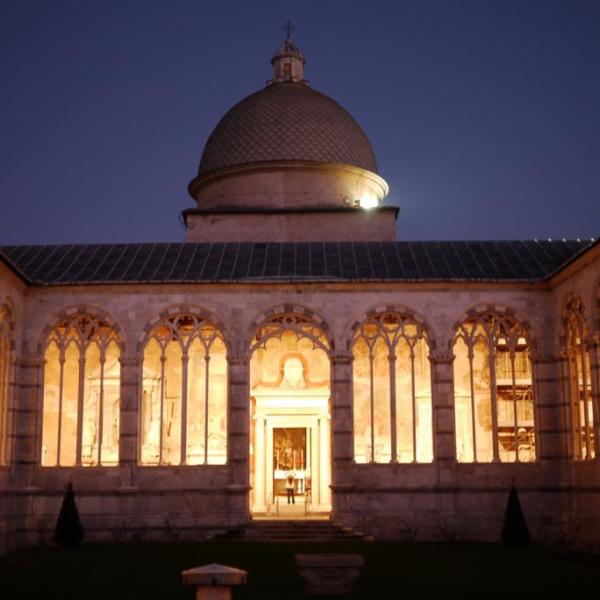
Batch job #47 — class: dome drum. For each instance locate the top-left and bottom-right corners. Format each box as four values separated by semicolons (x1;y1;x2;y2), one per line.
188;160;389;212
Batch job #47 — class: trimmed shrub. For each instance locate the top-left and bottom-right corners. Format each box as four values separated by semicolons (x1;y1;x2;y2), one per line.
54;482;84;546
501;485;530;546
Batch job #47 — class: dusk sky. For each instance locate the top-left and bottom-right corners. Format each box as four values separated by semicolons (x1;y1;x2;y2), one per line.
0;0;598;245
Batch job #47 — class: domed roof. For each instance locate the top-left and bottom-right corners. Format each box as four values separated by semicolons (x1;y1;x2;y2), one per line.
197;82;379;176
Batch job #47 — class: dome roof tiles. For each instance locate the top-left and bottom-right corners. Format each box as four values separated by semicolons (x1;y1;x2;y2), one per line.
197;83;378;176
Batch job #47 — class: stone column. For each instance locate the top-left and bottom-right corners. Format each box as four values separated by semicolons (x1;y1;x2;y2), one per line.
532;353;570;463
330;351;354;516
429;349;456;471
119;355;139;488
226;353;250;520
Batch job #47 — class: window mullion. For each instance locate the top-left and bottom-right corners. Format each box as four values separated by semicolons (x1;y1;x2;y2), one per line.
204;353;210;465
180;351;189;466
76;351;86;467
98;352;105;467
571;349;583;459
57;350;65;466
159;351;166;465
510;347;518;462
389;349;397;463
565;348;579;460
467;345;477;462
580;341;591;460
410;347;417;464
489;340;500;463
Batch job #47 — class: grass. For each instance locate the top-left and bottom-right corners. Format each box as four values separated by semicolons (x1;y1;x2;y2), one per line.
1;540;599;599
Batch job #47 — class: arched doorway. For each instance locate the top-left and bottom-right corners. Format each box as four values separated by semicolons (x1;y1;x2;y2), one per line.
249;311;332;517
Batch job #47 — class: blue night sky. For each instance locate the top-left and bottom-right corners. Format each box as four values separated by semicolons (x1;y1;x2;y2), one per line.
0;0;598;244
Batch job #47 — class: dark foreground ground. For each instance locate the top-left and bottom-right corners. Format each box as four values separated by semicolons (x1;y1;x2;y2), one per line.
1;541;599;599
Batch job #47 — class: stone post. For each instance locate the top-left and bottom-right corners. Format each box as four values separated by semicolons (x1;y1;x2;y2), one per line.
119;354;139;488
182;564;247;600
330;351;354;517
226;353;250;520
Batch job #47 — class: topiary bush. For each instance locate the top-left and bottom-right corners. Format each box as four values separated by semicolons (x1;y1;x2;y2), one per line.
501;484;530;546
54;481;84;546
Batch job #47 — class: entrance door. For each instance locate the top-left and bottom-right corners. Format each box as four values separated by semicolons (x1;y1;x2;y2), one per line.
251;409;331;516
273;427;309;500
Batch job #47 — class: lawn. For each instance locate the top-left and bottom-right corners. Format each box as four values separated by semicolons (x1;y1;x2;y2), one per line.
0;541;598;599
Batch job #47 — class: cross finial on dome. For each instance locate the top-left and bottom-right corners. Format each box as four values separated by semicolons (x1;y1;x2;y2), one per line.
282;21;295;40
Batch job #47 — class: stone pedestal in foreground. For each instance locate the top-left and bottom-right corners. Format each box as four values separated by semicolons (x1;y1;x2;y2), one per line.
182;563;247;600
295;553;364;596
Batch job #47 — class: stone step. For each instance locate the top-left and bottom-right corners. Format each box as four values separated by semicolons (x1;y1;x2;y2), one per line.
233;519;370;542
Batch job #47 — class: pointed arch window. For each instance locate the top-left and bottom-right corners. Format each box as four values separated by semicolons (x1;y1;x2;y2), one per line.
0;305;11;466
141;314;227;466
453;311;535;463
41;314;121;467
564;297;595;460
352;312;433;464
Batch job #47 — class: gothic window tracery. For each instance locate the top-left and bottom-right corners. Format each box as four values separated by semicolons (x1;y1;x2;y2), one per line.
453;311;535;463
141;313;227;466
0;305;11;465
41;313;121;467
250;312;330;386
564;297;595;460
352;312;433;464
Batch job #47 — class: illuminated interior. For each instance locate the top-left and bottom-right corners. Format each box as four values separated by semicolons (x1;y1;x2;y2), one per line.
565;297;595;460
353;312;433;463
249;313;331;515
141;314;227;466
453;312;535;463
41;314;121;467
0;305;10;465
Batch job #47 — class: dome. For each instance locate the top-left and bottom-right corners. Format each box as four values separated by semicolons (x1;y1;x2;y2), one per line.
187;34;388;219
197;82;379;176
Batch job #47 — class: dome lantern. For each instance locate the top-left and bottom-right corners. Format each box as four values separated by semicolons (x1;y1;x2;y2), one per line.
268;24;306;86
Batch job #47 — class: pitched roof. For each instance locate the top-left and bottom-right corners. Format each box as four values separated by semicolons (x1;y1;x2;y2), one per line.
0;240;595;286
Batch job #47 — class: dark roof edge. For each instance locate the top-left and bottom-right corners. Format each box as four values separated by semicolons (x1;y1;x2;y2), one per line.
544;236;599;280
0;251;30;284
14;276;544;288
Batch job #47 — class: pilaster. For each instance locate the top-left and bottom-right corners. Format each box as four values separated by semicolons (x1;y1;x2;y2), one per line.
227;354;250;490
119;354;139;487
330;351;354;494
11;354;42;487
533;352;571;462
429;350;456;480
